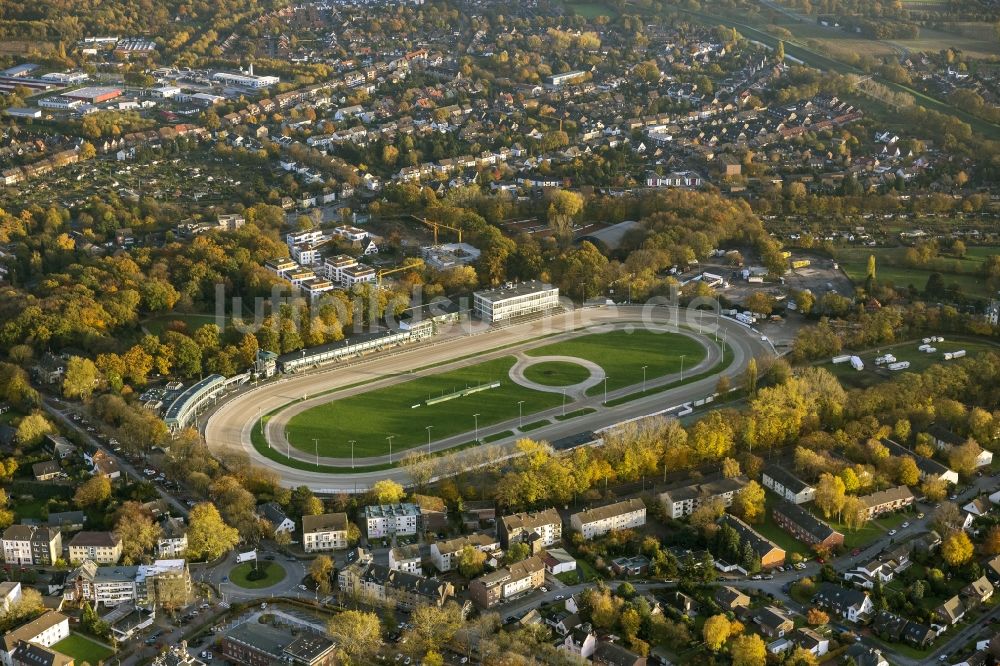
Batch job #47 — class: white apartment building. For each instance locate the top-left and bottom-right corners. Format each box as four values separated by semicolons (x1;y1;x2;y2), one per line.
473;281;560;323
0;612;70;666
302;513;349;553
430;533;500;572
341;264;377;288
157;517;188;558
364;504;420;539
659;477;747;519
569;498;646;540
323;254;358;284
388;544;422;574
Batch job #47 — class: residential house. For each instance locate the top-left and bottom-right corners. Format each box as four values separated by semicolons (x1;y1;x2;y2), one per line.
962;575;994;606
771;501;844;550
68;532;123;565
659;477;747;518
936;595;966;626
569;499;646;540
882;439;959;485
388;544;422;575
719;515;786;569
9;641;73;666
46;512;85;532
714;586;750;611
794;627;829;657
430;534;499;573
157;517;187;558
0;612;70;666
754;606;794;638
468;556;545;609
89;450;121;480
1;526;62;565
31;461;61;482
64;559;191;608
339;563;453;610
592;641;646;666
762;465;815;504
559;624;597;659
670;591;698;616
410;495;448;534
44;436;76;460
812;583;874;623
845;645;889;666
258;503;295;535
0;583;20;614
499;509;561;550
301;513;349;553
857;485;915;520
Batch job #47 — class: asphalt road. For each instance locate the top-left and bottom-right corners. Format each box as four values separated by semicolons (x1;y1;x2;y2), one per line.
204;305;773;490
42;396;190;518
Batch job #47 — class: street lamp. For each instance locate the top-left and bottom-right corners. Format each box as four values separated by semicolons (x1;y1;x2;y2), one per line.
313;438;319;468
603;376;609;404
285;430;290;459
349;440;356;469
517;400;525;428
425;426;433;454
562;390;566;416
386;435;394;464
473;413;480;442
680;354;686;381
641;365;648;393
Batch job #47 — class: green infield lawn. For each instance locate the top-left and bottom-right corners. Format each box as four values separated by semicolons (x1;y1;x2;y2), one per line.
285;356;561;457
566;1;618;18
229;561;287;589
526;329;706;396
52;634;115;665
522;360;593;387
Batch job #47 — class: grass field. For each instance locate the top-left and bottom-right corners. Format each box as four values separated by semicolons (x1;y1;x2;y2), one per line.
526;329;706;396
522;360;593;387
286;356;562;456
142;312;229;336
229;561;286;589
52;634;114;665
836;246;998;299
825;339;998;389
565;1;617;18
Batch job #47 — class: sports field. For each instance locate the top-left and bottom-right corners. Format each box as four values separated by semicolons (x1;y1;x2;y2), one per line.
282;329;706;457
285;356;563;456
526;329;706;396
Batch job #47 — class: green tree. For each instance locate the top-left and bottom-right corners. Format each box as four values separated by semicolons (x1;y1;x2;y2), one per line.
114;502;163;564
369;479;405;504
15;413;54;446
63;356;100;400
327;610;383;662
74;475;111;508
456;545;487;578
310;555;334;594
186;502;240;561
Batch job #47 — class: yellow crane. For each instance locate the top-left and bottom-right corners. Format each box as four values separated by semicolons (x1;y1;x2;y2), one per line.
377;260;424;289
411;215;463;244
539;112;564;133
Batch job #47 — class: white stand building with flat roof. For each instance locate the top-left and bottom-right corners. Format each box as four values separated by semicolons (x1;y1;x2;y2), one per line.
473;281;559;323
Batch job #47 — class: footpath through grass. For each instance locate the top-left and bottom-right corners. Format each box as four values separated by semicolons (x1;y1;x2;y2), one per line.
526;329;706;396
286;356;561;457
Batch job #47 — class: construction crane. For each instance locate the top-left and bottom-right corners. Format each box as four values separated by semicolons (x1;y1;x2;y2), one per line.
377;260;424;289
539;113;564;133
410;215;463;244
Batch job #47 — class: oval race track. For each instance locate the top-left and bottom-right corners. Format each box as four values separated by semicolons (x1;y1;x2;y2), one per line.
203;304;774;491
